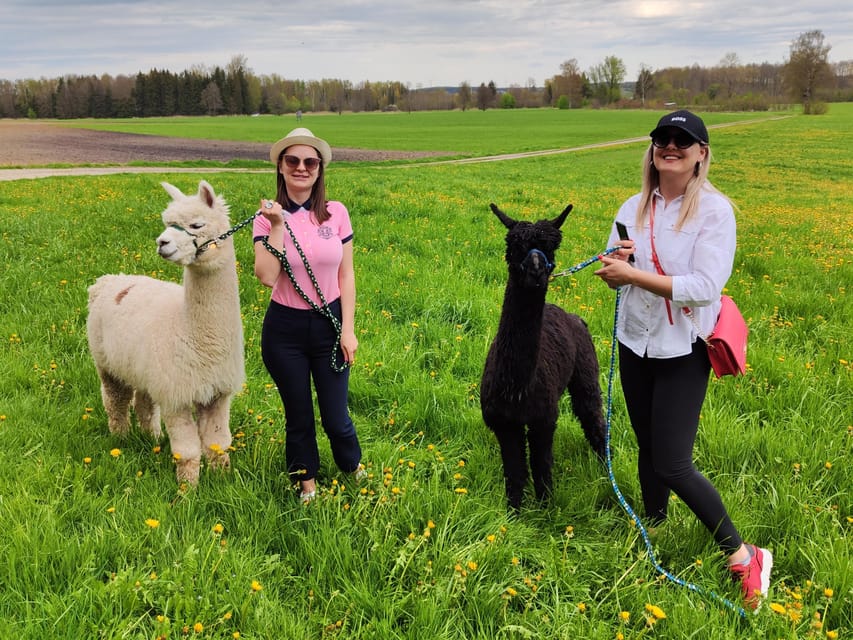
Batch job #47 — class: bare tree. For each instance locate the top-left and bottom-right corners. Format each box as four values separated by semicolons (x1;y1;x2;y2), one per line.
201;81;223;115
783;30;833;112
457;81;472;111
635;64;654;106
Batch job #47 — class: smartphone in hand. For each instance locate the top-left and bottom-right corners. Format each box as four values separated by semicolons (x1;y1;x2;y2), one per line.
615;222;635;263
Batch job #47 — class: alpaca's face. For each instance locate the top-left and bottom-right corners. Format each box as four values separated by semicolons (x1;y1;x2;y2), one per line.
505;221;562;289
157;181;232;267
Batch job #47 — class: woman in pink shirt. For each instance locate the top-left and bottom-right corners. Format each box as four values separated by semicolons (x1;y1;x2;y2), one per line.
254;128;363;504
595;111;772;610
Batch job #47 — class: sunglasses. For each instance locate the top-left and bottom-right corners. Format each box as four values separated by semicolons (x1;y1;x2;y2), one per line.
651;130;699;149
282;154;321;170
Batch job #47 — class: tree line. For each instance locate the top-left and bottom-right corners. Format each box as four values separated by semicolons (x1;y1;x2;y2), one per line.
1;31;847;120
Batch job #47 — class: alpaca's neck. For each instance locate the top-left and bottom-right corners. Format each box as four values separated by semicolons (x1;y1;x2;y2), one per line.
181;249;242;342
492;281;546;380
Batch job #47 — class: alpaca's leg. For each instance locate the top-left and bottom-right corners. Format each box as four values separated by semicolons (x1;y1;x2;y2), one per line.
527;422;557;502
493;425;528;511
132;390;162;440
163;410;201;486
197;395;233;472
98;370;133;435
568;367;607;460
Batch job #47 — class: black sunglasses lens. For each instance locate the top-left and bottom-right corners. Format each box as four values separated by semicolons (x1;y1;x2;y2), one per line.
652;132;696;149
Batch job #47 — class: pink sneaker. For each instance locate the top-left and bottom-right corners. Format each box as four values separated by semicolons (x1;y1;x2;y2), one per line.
729;545;773;610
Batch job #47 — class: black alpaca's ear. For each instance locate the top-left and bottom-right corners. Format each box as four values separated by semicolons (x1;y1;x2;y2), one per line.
551;204;573;230
490;203;517;229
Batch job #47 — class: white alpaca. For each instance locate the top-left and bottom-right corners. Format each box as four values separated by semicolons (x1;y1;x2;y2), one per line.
87;180;244;486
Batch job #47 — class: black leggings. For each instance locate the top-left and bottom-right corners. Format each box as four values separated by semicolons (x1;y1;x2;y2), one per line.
619;340;743;554
262;298;361;482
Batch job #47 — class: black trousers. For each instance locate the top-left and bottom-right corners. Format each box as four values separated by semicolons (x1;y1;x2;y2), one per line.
619;340;743;554
262;298;361;482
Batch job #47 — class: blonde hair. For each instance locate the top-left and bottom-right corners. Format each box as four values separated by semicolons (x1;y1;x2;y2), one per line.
634;143;734;230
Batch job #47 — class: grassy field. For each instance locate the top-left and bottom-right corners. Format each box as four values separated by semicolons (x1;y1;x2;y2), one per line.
1;106;851;639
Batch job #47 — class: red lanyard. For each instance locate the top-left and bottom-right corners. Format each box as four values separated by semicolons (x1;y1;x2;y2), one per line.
649;199;675;325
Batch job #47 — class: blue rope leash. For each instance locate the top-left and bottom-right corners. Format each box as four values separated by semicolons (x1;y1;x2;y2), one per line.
554;247;747;618
604;288;748;619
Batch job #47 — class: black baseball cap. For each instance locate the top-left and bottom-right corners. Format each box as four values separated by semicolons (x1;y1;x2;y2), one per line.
650;110;709;145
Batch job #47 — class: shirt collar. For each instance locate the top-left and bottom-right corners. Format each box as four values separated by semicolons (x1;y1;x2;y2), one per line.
284;196;312;213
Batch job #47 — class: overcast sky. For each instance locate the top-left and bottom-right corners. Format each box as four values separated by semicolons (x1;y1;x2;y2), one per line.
2;1;851;87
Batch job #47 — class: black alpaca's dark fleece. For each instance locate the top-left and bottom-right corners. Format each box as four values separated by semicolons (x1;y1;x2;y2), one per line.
480;203;606;511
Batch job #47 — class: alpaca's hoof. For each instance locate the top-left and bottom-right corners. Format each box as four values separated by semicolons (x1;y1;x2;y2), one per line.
207;451;231;471
175;458;200;486
107;418;131;436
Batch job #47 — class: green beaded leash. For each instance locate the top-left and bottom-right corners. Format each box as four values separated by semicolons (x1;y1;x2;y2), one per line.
261;218;348;373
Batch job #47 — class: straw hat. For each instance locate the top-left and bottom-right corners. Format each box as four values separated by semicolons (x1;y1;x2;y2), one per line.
269;127;332;165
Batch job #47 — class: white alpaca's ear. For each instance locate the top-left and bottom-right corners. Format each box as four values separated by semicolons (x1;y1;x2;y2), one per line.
161;182;185;201
198;181;216;208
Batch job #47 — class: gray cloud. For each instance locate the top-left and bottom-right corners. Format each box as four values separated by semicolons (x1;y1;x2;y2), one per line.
1;0;851;84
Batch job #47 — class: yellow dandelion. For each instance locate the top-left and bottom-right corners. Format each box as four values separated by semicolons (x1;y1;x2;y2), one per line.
427;520;436;529
423;528;431;538
233;633;241;639
769;602;787;615
511;557;520;566
408;532;416;541
251;580;263;592
577;602;587;613
645;603;666;619
825;461;832;470
110;448;121;457
457;460;466;467
506;587;517;596
467;561;478;571
616;634;624;640
824;588;834;598
454;487;468;494
83;457;92;464
223;611;232;620
212;523;224;534
153;445;161;453
107;506;115;513
173;453;182;461
826;631;838;640
145;518;160;529
193;622;203;633
619;611;630;622
486;534;496;543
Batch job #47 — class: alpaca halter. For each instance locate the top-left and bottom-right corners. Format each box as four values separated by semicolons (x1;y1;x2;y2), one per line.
169;211;260;256
522;248;555;273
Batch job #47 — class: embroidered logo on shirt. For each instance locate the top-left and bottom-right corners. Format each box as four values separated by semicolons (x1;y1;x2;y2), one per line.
317;225;333;239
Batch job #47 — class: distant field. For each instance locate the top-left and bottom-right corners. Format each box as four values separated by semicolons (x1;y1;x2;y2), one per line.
1;105;850;639
58;108;782;158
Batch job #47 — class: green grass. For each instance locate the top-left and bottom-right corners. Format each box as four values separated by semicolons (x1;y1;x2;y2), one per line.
1;107;850;639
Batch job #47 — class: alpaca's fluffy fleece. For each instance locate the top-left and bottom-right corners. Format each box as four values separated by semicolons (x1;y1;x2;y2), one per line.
87;180;244;486
480;203;606;511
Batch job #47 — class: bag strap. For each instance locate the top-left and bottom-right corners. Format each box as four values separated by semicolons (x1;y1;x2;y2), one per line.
649;199;676;325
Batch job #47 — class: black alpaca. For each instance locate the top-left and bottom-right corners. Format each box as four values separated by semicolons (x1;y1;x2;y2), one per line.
480;203;606;510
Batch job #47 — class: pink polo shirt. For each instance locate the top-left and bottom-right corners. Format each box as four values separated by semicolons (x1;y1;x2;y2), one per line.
253;200;353;310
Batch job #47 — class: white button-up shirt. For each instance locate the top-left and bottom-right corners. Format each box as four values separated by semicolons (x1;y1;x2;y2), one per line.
608;188;736;359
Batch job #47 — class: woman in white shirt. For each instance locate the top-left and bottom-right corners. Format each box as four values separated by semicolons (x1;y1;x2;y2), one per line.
595;110;772;610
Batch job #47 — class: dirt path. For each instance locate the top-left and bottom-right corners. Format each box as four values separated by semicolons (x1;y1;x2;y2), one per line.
0;120;442;181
